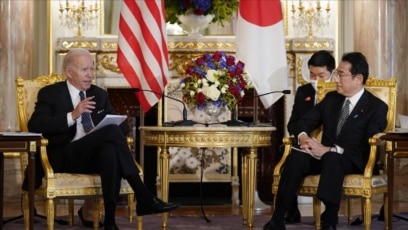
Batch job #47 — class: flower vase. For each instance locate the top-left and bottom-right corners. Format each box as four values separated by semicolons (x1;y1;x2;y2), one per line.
205;102;224;124
177;13;214;37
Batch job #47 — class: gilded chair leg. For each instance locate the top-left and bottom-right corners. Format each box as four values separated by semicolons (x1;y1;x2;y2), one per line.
93;198;101;230
312;197;321;230
22;191;29;230
136;216;143;230
128;194;134;223
46;198;55;230
363;197;371;230
347;198;353;224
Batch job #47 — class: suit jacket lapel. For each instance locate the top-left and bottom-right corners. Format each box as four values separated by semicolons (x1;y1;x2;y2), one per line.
57;81;75;112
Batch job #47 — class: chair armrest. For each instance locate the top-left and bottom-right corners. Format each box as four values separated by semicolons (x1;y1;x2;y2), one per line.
272;136;295;195
273;136;295;176
363;132;385;178
38;138;56;188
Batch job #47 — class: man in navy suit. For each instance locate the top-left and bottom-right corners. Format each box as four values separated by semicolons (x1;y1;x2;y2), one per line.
27;48;179;230
264;52;388;230
285;50;335;224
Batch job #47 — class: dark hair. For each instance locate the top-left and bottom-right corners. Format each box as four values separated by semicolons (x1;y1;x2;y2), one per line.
307;50;335;72
341;52;369;84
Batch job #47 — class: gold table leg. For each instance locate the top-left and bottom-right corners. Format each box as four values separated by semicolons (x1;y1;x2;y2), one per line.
160;147;169;227
241;152;248;225
246;147;257;228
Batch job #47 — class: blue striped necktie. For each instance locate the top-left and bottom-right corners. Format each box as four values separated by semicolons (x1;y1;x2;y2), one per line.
79;91;94;132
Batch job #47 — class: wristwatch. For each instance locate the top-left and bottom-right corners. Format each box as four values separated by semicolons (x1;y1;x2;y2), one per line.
331;145;344;154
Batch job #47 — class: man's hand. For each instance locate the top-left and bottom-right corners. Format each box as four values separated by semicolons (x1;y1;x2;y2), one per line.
301;137;330;158
72;96;95;120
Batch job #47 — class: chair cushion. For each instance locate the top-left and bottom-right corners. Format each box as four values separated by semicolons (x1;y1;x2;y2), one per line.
302;174;387;188
41;173;131;189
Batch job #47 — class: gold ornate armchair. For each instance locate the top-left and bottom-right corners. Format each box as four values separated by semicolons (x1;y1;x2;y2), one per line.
16;73;143;230
272;77;396;230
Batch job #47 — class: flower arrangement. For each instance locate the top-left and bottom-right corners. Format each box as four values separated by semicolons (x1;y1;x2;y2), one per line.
180;51;250;111
165;0;239;25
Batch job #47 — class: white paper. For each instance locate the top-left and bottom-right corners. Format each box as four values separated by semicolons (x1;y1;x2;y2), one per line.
291;146;321;160
398;114;408;128
90;114;127;133
390;128;408;134
0;132;42;136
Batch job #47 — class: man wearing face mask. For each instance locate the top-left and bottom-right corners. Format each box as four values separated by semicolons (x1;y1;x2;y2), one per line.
285;50;335;224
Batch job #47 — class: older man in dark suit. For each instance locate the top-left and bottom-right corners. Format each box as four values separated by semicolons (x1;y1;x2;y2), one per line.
27;48;178;230
264;52;388;230
285;50;335;224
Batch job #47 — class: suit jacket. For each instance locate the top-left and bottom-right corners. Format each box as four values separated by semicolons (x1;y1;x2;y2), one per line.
292;89;388;171
287;83;316;135
26;81;128;188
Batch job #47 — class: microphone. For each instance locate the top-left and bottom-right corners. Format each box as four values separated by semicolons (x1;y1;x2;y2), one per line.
249;89;291;127
132;88;196;127
255;89;291;97
221;90;291;127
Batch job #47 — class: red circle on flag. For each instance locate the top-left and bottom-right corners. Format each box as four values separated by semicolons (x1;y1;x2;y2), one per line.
239;0;282;27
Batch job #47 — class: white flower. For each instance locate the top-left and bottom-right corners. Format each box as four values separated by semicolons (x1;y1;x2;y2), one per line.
189;90;195;97
201;78;208;87
185;156;200;169
206;69;218;82
178;147;192;159
168;147;180;156
170;154;184;168
202;84;221;101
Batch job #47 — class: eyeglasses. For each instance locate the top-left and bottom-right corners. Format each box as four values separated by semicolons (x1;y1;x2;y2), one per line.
331;70;354;81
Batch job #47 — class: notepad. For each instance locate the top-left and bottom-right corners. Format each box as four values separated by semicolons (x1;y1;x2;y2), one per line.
0;132;42;136
398;114;408;128
291;146;321;160
90;114;127;133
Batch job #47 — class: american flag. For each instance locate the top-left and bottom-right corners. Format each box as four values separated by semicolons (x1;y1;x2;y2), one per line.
117;0;169;112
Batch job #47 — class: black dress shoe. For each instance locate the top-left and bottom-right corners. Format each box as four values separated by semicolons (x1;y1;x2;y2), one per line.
136;197;180;216
284;209;301;224
263;220;286;230
104;223;119;230
78;208;104;228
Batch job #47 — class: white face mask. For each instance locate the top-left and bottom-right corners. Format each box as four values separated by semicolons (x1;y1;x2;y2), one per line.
310;79;317;90
325;76;333;82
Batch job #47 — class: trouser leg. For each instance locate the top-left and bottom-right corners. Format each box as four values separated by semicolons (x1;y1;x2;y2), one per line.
273;151;319;222
317;152;355;226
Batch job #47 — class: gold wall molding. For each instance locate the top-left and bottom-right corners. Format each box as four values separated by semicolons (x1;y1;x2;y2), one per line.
55;35;334;91
291;37;334;51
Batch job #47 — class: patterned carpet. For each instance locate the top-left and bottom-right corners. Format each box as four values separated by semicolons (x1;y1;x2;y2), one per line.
3;214;407;229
